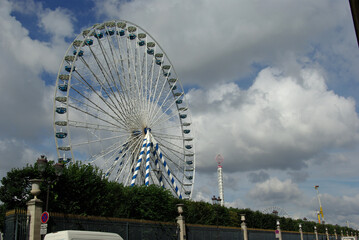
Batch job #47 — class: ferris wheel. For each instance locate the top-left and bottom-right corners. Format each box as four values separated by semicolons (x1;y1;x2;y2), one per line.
53;20;195;199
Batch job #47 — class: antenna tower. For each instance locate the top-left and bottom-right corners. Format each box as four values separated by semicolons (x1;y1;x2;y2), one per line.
216;154;224;206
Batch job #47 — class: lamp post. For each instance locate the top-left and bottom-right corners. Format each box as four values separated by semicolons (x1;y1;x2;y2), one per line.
36;155;64;211
314;226;318;240
240;214;248;240
211;195;221;239
325;227;329;240
276;220;282;240
299;224;304;240
176;204;186;240
334;229;337;240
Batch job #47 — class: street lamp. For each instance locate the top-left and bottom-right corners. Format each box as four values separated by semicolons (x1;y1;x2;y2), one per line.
276;220;282;240
211;195;221;205
211;195;221;239
314;226;319;240
240;214;248;240
299;224;304;240
36;155;64;211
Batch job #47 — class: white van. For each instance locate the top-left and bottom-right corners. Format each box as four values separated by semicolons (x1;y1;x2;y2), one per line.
44;230;123;240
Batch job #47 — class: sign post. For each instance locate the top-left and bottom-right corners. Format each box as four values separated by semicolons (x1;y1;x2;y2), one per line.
275;229;280;238
40;212;49;235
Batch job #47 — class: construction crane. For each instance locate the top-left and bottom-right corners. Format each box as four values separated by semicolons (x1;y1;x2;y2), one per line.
314;185;325;223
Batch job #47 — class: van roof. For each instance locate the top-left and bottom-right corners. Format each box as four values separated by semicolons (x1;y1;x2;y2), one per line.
44;230;123;240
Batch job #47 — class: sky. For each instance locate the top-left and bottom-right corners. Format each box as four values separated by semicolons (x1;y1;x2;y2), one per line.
1;0;359;229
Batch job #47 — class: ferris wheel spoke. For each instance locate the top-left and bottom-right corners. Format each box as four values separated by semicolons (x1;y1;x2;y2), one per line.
84;45;133;120
102;28;136;118
70;69;129;125
126;37;144;115
117;134;145;185
151;132;183;141
68;120;125;132
147;61;164;120
68;103;124;129
95;32;133;116
118;135;141;177
148;81;177;125
145;56;156;117
150;109;182;128
67;94;126;128
77;56;133;118
112;30;140;116
154;139;187;168
84;139;123;164
151;123;183;132
77;56;131;122
71;134;125;147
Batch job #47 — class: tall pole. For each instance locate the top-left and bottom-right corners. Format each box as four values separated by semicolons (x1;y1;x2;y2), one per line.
314;226;319;240
216;154;224;206
299;224;304;240
314;185;325;223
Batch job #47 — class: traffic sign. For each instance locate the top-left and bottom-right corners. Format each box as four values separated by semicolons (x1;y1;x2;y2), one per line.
275;230;280;238
41;211;49;224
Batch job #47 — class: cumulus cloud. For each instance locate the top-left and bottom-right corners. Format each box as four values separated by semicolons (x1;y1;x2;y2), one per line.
248;177;302;204
92;0;356;89
188;67;359;173
286;171;309;183
247;171;270;183
0;139;37;179
0;0;74;174
38;7;74;39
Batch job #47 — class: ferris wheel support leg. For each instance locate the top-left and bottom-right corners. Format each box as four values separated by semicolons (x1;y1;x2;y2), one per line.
152;136;182;199
152;150;164;187
144;134;152;185
131;134;149;186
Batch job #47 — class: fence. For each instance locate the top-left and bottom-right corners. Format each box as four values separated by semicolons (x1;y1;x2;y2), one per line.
3;209;30;240
3;210;344;240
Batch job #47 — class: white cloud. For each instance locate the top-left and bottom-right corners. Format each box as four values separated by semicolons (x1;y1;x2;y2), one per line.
247;171;270;183
188;67;359;173
93;0;355;88
0;139;37;179
248;177;302;204
0;0;74;174
38;7;74;39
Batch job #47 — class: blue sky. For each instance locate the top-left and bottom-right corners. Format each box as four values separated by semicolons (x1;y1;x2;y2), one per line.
1;0;359;229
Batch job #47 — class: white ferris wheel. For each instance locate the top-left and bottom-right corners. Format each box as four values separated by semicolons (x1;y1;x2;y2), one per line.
53;20;195;199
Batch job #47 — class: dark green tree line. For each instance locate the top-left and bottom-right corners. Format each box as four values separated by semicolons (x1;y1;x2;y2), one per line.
0;162;357;235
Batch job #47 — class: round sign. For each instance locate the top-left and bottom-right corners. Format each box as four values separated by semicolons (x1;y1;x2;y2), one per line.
41;211;49;224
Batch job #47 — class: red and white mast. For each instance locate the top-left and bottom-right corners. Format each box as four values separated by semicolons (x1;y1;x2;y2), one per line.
216;154;224;206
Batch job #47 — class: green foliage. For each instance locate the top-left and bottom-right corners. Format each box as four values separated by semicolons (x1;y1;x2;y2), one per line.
118;185;178;221
0;164;41;209
0;162;358;236
0;204;5;232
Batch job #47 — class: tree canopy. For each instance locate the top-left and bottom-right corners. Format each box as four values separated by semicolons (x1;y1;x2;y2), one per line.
0;161;356;235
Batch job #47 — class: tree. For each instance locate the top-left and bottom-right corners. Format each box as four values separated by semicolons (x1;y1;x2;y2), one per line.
0;204;5;232
0;164;40;210
1;162;358;235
